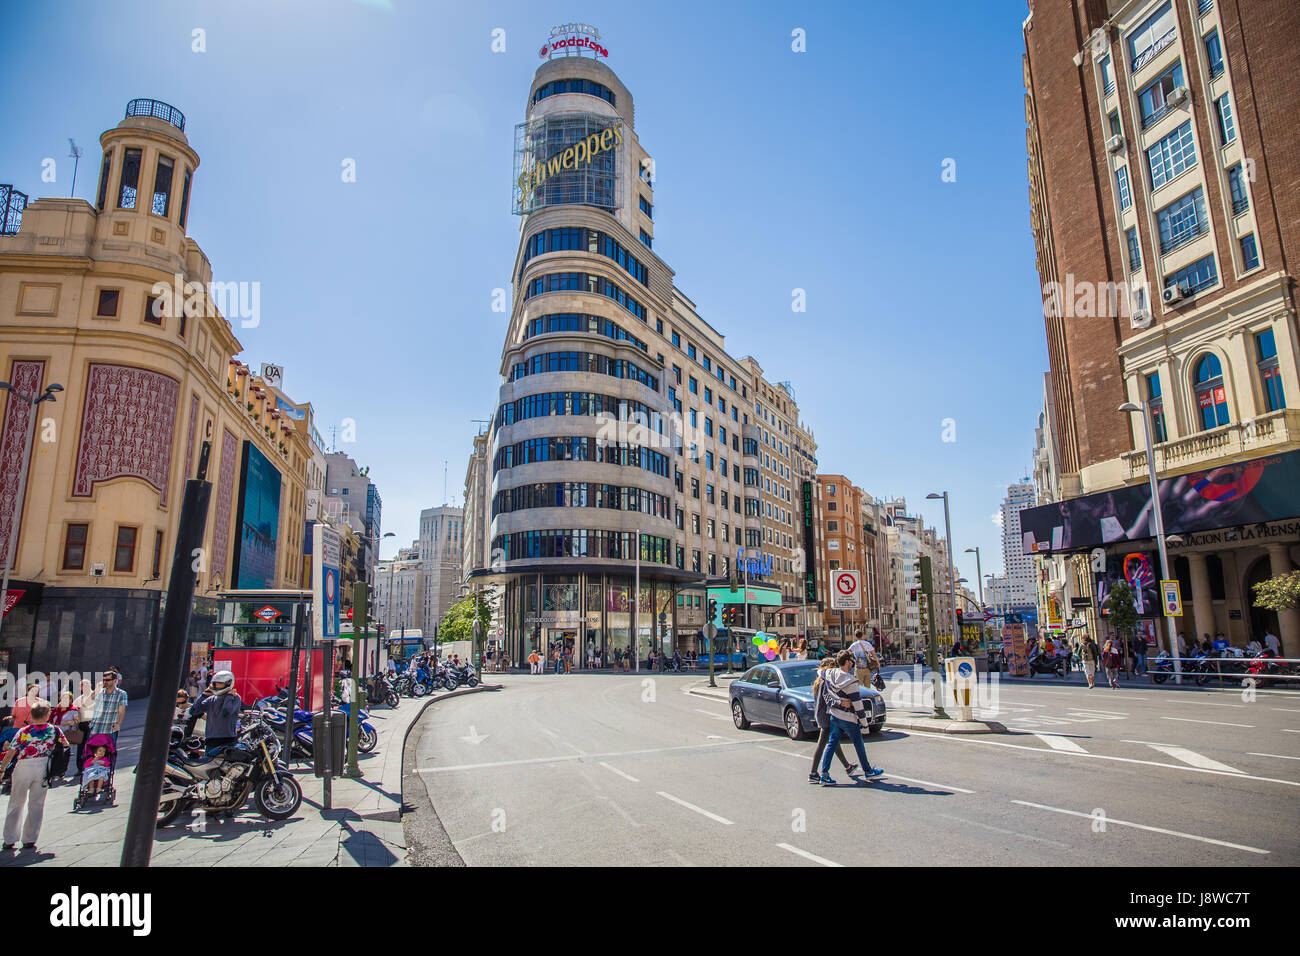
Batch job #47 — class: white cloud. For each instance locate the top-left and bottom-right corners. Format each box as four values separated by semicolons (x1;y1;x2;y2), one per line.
991;511;1004;528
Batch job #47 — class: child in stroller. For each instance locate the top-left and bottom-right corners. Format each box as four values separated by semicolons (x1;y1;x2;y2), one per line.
72;733;117;810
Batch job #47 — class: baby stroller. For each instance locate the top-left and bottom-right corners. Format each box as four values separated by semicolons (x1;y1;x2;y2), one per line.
72;733;117;810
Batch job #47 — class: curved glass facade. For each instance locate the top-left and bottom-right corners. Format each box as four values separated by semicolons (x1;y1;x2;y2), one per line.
499;391;663;430
493;437;670;476
508;351;659;390
533;78;617;107
523;272;647;321
522;227;648;285
522;313;647;351
494;529;670;564
493;482;670;519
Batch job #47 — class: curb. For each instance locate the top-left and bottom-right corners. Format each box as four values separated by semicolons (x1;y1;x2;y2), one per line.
884;714;1007;734
400;683;501;867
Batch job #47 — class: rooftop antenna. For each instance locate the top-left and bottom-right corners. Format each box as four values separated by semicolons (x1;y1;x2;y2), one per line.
444;460;448;505
68;139;83;197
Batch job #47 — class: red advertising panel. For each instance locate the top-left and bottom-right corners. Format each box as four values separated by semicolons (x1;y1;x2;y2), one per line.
212;647;326;710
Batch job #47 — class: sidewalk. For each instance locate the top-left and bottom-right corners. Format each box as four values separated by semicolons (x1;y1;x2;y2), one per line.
0;684;491;867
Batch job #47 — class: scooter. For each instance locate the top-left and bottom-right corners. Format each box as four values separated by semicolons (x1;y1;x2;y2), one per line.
1026;651;1066;678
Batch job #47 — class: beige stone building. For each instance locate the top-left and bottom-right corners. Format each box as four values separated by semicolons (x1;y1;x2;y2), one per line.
0;98;310;695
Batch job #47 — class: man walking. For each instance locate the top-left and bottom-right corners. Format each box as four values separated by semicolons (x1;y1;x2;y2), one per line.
848;630;879;691
2;702;67;852
1264;629;1280;656
817;651;884;786
88;668;127;744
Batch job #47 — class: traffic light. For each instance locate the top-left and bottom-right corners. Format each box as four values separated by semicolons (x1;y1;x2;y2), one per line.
919;555;933;593
910;588;918;602
708;598;718;624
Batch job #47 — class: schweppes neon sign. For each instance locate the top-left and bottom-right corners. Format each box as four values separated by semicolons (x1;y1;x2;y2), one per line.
517;122;623;204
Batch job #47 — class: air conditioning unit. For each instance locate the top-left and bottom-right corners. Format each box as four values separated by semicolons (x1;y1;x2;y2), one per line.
1167;86;1190;107
1106;134;1125;153
90;563;105;577
1162;286;1185;304
1130;309;1153;329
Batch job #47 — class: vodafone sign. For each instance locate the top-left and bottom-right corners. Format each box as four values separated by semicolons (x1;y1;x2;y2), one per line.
830;570;861;611
540;23;609;59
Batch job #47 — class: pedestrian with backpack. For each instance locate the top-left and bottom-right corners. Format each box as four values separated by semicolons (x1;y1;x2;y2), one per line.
2;702;67;852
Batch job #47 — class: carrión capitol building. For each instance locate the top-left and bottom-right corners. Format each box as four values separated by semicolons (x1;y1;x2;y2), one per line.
470;28;825;667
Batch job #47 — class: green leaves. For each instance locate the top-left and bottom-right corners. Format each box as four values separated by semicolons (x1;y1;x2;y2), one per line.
1252;571;1300;612
1104;578;1139;637
438;593;492;643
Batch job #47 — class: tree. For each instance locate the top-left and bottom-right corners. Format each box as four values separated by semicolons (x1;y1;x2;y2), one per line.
1104;578;1138;640
1253;571;1300;612
438;593;491;644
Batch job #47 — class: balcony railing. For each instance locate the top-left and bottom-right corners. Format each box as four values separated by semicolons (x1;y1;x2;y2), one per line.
1232;195;1249;215
1199;0;1214;14
1160;219;1208;254
1122;408;1300;479
0;184;27;235
124;98;186;131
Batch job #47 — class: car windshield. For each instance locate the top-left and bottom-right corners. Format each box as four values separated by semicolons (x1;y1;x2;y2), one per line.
780;664;819;689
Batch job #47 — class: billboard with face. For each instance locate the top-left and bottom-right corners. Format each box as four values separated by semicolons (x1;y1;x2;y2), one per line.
1020;450;1300;554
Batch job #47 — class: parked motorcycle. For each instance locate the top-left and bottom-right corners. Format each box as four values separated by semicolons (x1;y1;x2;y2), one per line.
449;663;478;688
157;711;302;828
1026;651;1066;678
1149;652;1175;684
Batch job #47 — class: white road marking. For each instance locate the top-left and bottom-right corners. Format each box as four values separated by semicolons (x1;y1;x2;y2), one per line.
884;773;976;794
757;745;805;760
776;843;843;867
1182;701;1246;708
1034;734;1089;753
460;726;489;745
1066;709;1128;717
1246;753;1300;761
416;738;760;773
598;761;639;783
693;709;731;721
656;791;734;825
934;813;1070;849
1121;740;1243;773
1272;709;1300;714
900;729;1300;787
1012;801;1269;855
1161;716;1254;728
1282;729;1300;734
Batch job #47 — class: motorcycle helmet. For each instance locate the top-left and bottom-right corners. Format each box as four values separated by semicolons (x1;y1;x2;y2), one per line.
211;670;236;695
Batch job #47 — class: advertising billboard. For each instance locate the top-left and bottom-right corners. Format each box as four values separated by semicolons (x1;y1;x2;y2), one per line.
232;442;282;589
1019;449;1300;554
514;112;622;215
1097;551;1161;618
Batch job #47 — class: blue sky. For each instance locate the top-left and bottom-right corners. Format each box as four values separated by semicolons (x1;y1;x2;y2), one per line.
1;0;1045;585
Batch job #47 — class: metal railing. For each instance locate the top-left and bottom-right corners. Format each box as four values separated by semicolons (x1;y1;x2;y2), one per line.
124;98;186;131
1160;219;1208;254
0;184;27;235
1199;0;1214;15
1231;195;1249;215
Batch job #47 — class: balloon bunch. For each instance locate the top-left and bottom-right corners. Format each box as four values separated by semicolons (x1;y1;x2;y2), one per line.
751;633;779;661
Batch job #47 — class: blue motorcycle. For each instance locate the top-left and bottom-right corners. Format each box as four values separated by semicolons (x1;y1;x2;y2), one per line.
335;702;379;754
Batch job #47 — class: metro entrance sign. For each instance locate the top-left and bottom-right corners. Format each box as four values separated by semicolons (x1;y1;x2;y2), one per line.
830;570;861;611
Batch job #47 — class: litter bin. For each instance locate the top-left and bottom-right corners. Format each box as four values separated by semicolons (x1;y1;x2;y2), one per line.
312;713;346;778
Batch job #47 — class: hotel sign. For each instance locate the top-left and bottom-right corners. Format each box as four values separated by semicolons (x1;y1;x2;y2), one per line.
540;23;608;60
802;480;817;603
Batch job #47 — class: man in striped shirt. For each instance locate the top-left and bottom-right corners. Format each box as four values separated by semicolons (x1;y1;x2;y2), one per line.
817;651;885;786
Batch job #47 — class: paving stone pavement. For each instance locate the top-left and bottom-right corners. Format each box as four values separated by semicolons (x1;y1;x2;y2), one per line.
0;689;469;868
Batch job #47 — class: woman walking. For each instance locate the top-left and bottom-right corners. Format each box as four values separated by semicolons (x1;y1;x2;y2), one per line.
1102;639;1123;689
809;659;856;783
817;651;885;786
2;702;67;852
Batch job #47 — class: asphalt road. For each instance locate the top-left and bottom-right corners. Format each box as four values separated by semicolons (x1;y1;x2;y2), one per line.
406;671;1300;866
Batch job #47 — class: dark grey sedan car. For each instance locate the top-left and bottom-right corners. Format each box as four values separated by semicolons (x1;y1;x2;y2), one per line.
729;660;886;740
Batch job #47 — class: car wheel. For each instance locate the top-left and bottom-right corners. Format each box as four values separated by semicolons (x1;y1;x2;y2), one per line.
731;699;750;730
784;707;803;741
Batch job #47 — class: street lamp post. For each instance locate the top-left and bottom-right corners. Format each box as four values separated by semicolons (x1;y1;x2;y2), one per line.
381;531;396;657
964;547;984;606
1119;400;1182;684
927;492;960;657
0;381;63;643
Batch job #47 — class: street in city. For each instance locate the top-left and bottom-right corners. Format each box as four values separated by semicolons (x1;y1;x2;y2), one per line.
406;672;1300;867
